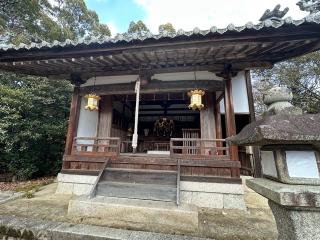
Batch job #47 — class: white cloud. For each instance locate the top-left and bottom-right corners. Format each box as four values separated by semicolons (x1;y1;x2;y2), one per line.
107;21;119;37
134;0;308;33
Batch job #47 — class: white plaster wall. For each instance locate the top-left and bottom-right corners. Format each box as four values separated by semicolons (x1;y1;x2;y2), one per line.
220;71;249;114
76;97;99;148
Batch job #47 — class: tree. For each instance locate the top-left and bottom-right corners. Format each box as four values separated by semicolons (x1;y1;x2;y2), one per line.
252;51;320;115
0;0;110;179
0;0;60;44
0;0;111;45
53;0;111;40
126;20;150;37
0;74;72;179
159;23;176;35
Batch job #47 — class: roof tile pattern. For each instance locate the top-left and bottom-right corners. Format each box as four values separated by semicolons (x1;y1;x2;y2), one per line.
1;14;319;52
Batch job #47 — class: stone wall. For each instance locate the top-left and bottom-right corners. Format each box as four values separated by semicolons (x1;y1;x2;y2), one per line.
180;181;246;210
55;173;98;195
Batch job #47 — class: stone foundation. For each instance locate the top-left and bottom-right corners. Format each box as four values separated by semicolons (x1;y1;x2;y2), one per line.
56;174;246;210
180;181;246;210
55;173;98;195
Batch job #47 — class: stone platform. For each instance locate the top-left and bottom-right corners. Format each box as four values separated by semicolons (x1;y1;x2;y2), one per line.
0;215;209;240
0;183;277;239
68;196;199;234
0;191;24;204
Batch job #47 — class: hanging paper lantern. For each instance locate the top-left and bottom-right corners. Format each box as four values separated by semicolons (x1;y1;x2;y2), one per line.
188;89;205;110
85;94;101;111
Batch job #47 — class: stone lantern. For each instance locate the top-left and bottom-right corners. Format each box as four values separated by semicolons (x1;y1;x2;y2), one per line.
227;87;320;240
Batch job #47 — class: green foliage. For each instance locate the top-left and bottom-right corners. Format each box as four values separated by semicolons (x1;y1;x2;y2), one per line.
252;51;320;115
159;23;176;35
126;20;150;37
0;0;111;179
0;0;111;45
0;73;72;179
25;191;35;199
54;0;111;40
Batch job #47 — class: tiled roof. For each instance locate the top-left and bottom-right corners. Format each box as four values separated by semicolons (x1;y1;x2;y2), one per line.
1;13;319;52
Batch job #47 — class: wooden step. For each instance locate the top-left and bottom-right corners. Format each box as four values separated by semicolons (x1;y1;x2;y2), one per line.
101;168;177;185
96;181;177;202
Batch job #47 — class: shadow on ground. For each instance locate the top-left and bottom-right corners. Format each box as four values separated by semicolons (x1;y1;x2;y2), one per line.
0;182;277;240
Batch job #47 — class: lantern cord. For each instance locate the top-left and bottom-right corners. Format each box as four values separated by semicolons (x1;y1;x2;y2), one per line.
92;75;97;93
194;71;197;81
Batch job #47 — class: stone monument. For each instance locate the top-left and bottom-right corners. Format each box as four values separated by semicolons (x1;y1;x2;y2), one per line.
227;86;320;240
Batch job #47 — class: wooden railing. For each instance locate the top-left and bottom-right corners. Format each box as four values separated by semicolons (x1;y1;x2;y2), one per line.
170;138;229;159
120;140;170;153
88;159;109;199
72;137;120;156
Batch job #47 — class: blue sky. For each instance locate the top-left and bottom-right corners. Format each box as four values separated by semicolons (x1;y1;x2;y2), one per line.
84;0;308;36
85;0;146;34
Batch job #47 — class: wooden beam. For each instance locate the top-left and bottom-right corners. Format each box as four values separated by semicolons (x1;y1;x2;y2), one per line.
139;107;188;111
64;86;81;155
139;112;198;117
80;80;225;95
0;57;274;79
110;157;240;168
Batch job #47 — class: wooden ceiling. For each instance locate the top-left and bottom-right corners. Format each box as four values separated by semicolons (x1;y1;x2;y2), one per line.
0;21;319;79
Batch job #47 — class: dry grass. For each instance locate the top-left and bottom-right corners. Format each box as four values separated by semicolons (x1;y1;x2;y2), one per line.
0;177;55;192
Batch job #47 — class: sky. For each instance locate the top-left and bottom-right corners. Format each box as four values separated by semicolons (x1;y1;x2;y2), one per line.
84;0;308;36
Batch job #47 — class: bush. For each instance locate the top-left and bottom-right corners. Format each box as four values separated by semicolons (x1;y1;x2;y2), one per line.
0;72;72;179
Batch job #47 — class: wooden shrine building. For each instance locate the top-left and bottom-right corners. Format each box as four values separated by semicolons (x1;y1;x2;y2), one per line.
1;7;320;211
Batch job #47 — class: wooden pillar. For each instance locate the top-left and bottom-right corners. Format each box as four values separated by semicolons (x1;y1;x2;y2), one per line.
245;70;262;177
132;79;141;153
64;86;81;155
200;92;216;155
200;92;216;139
214;98;223;155
97;95;113;138
223;71;240;178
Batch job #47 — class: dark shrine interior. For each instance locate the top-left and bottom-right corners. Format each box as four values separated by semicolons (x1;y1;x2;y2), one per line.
110;93;250;152
112;93;200;141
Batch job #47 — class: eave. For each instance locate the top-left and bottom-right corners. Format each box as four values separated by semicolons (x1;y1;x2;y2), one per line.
0;16;319;79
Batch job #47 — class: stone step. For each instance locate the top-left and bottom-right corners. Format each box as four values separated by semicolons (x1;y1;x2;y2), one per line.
101;168;177;185
68;196;199;234
96;181;177;202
